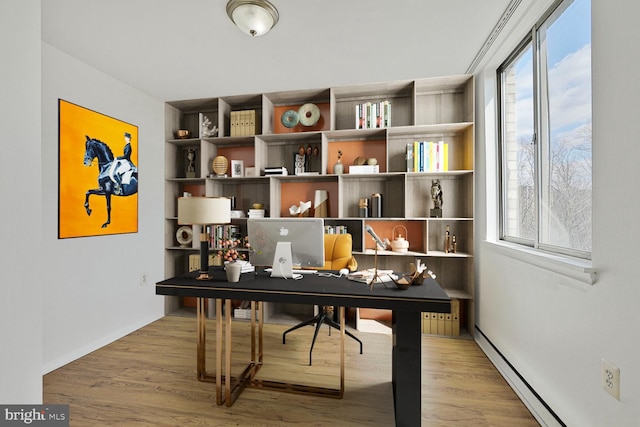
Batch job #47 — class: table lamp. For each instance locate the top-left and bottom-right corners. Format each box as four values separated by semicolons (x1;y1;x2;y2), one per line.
178;196;231;280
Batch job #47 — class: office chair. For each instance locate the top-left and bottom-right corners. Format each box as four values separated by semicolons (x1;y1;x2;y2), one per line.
282;233;363;365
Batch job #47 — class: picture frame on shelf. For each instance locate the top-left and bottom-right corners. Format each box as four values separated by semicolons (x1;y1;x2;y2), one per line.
245;166;256;177
231;160;244;177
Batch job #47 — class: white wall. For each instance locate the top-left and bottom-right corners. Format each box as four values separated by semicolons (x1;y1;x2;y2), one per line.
0;0;43;403
475;0;640;425
40;44;165;373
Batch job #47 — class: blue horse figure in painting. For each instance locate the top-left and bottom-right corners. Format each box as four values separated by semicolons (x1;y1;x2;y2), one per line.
83;134;138;228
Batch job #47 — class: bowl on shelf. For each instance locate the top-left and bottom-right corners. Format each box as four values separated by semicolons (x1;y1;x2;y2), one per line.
176;129;191;139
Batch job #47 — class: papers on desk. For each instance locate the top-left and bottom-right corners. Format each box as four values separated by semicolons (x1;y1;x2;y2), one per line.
346;269;398;284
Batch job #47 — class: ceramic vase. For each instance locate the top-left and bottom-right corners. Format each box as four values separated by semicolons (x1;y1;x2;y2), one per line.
333;160;344;174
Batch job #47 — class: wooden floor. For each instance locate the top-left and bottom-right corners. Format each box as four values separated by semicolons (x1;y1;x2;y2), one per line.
43;315;538;426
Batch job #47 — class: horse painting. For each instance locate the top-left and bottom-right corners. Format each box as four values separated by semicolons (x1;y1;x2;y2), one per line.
83;135;138;228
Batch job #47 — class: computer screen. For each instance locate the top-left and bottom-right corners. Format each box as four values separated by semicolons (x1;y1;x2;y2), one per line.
247;218;325;277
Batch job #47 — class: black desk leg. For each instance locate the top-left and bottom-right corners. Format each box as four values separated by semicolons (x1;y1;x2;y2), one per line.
392;310;422;427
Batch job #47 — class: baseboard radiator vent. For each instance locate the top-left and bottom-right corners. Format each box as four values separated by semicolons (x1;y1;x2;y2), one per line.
475;327;566;427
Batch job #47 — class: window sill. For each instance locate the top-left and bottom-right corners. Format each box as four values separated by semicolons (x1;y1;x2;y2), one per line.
482;240;596;285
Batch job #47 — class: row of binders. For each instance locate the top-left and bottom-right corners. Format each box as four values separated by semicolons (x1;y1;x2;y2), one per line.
422;299;460;336
406;140;449;173
355;100;391;129
230;109;260;137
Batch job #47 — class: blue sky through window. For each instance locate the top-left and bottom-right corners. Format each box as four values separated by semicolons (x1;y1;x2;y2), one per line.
514;0;591;142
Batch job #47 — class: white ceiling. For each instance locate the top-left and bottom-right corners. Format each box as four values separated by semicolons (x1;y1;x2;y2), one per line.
41;0;510;101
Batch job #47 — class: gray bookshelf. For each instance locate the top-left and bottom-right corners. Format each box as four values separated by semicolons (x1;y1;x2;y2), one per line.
163;75;475;333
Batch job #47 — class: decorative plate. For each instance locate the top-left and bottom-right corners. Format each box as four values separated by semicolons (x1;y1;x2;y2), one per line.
281;110;299;128
176;226;193;247
212;155;229;176
298;103;320;126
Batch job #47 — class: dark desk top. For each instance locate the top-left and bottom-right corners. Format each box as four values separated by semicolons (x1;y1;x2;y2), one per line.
157;269;450;313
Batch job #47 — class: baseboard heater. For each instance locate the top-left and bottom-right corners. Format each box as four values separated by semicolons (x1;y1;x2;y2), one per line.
474;327;566;427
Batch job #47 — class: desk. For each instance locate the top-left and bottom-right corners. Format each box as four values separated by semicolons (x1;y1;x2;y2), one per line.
156;269;450;427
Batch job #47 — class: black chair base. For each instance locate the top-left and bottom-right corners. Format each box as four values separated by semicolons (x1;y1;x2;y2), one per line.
282;307;363;365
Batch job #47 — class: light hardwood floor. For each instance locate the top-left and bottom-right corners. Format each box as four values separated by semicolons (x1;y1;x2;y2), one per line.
43;315;538;426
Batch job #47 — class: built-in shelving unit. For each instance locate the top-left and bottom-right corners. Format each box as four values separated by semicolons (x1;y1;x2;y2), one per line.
164;75;475;333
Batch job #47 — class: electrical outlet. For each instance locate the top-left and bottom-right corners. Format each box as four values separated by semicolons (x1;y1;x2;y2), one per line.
140;273;148;286
602;359;620;400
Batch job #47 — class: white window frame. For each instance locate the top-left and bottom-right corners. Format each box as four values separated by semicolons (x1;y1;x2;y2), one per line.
497;0;592;262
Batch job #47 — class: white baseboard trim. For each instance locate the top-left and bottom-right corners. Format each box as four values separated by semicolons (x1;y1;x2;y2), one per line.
42;314;164;375
474;327;565;427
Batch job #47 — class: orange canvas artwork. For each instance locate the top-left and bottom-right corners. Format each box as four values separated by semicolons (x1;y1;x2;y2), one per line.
58;99;138;238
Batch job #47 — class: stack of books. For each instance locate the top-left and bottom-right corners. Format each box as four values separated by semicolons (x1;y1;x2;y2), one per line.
406;140;448;172
227;260;255;274
248;209;265;218
263;166;288;176
233;307;257;320
349;164;379;174
355;100;391;129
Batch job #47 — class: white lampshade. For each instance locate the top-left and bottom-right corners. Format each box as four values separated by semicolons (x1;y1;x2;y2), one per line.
178;197;231;225
226;0;279;37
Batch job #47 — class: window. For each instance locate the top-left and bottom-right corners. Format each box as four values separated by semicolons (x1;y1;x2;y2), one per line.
498;0;591;259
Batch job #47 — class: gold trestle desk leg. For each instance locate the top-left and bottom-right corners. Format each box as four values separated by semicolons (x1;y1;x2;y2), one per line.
201;298;342;406
225;299;232;406
215;298;223;405
196;297;224;405
249;301;264;371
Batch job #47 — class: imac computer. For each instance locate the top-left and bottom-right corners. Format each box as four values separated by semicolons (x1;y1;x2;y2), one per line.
247;218;325;279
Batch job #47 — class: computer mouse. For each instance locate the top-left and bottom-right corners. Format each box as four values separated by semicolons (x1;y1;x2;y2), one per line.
339;268;349;276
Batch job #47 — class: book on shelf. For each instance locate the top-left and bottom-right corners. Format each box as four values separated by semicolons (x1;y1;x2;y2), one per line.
383;100;391;127
355;100;391;129
406;140;448;172
324;224;349;234
406;143;414;172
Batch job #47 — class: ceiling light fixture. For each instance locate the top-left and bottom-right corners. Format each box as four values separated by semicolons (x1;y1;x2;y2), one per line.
226;0;279;37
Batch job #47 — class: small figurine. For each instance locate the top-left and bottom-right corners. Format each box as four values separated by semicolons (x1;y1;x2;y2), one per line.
294;145;306;175
201;115;218;137
444;225;458;254
430;179;443;217
186;148;196;178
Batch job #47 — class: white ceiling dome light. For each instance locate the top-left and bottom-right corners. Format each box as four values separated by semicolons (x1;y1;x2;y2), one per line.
226;0;279;37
